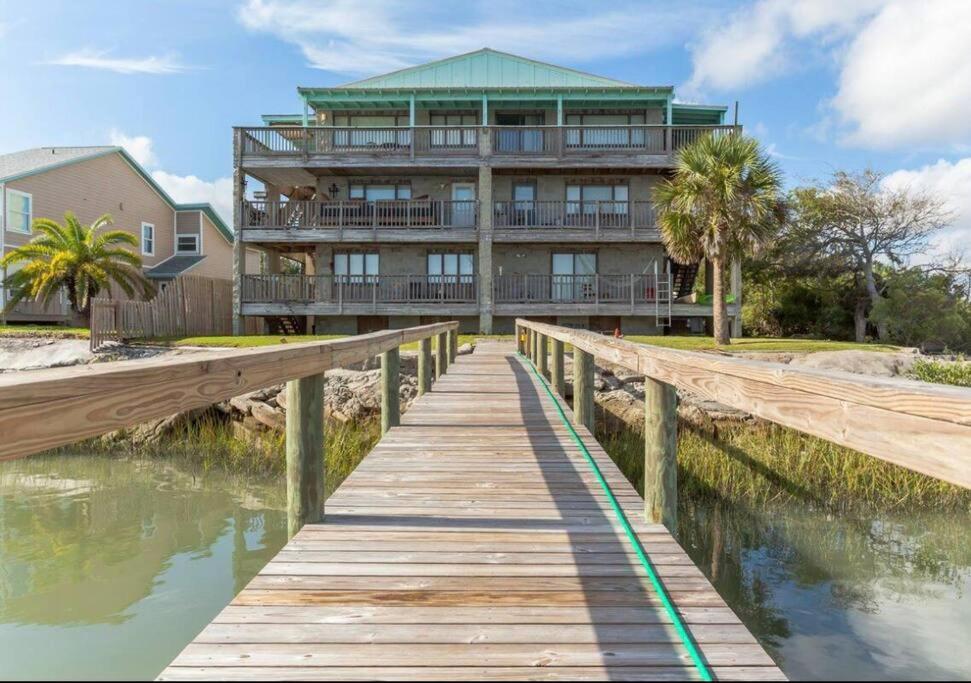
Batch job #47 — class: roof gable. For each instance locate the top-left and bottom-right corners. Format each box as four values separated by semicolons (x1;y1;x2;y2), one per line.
338;49;637;90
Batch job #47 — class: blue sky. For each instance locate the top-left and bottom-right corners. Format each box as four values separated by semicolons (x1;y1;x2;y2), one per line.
2;0;969;254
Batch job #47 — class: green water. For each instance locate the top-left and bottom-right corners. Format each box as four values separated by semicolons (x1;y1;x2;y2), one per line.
2;454;970;680
0;455;287;680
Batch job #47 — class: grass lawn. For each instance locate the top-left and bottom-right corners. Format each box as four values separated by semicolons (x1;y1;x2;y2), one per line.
139;333;513;351
0;324;89;339
626;335;900;354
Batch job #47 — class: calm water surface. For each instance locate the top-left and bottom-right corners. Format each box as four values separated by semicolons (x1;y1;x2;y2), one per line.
1;454;970;680
0;455;287;680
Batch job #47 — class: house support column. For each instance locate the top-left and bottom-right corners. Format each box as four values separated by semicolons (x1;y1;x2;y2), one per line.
232;129;246;335
313;244;330;334
730;260;742;338
477;165;493;334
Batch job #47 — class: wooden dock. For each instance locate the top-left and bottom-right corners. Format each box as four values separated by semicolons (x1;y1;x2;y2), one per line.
160;341;783;681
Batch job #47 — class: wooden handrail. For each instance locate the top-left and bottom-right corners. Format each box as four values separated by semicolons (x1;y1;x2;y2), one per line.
516;319;971;489
0;321;458;462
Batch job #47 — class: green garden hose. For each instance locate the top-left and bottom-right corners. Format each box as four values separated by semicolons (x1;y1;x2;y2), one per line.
519;352;714;682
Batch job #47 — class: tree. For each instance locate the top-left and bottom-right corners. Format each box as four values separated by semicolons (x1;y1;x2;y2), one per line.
788;170;950;341
870;267;971;352
653;133;784;344
1;212;154;316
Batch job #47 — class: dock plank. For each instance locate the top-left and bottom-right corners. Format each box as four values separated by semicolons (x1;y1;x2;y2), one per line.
160;341;784;681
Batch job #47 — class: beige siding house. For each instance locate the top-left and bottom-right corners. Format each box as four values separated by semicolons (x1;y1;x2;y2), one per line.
0;146;246;322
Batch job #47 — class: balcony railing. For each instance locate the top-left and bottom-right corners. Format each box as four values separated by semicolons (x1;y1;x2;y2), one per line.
494;273;667;305
493;200;656;231
242;274;477;305
237;125;739;160
243;200;478;230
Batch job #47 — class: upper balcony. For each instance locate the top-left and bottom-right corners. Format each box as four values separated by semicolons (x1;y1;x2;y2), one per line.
236;124;739;169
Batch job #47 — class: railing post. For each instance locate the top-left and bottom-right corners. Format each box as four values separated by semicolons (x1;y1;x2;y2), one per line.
551;338;565;396
537;333;548;378
448;328;458;364
644;376;678;531
285;373;325;538
436;331;448;378
418;337;432;396
381;347;400;435
573;347;594;432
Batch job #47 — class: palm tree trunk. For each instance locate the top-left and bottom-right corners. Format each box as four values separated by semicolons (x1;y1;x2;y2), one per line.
712;256;730;344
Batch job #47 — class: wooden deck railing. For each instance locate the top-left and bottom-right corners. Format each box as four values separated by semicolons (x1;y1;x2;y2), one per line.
0;322;460;532
493;200;656;231
495;273;666;305
516;319;971;527
243;199;478;230
242;274;478;305
237;125;740;159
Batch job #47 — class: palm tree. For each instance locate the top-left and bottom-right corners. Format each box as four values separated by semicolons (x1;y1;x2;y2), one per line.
653;133;784;344
1;212;154;316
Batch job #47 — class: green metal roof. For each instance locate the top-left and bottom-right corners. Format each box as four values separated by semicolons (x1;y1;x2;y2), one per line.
330;48;646;90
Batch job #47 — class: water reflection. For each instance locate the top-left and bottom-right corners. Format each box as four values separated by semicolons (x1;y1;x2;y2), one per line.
679;495;971;680
0;455;286;680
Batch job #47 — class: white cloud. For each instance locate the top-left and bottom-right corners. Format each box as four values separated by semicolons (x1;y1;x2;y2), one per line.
883;157;971;257
832;0;971;149
109;129;158;168
47;49;191;74
152;171;234;226
237;0;709;76
686;0;886;92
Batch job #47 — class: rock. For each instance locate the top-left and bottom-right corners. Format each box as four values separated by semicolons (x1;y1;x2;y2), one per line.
251;401;285;431
788;350;917;377
458;343;474;355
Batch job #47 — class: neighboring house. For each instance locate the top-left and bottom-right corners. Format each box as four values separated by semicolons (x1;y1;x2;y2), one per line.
0;146;259;322
234;48;742;336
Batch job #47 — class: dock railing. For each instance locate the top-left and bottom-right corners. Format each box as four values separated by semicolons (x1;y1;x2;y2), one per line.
516;319;971;528
0;321;459;536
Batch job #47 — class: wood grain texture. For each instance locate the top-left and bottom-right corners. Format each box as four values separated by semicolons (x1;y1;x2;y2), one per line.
518;319;971;489
160;341;782;681
286;374;325;538
0;322;458;461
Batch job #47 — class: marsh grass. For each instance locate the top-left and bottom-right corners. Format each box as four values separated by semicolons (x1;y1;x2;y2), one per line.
54;412;381;497
599;420;971;513
910;358;971;387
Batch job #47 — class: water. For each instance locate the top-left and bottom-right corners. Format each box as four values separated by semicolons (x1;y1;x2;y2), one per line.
2;455;970;680
0;455;287;680
678;497;971;680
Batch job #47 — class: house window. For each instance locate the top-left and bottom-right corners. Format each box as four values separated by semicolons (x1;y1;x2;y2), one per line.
332;113;410;148
566;185;629;215
348;184;412;201
141;222;155;256
427;252;474;283
429;113;478;147
5;189;32;234
334;251;379;283
177;234;199;253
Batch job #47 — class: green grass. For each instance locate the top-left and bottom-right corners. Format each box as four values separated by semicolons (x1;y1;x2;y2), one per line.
625;335;900;354
599;420;971;512
0;324;89;339
141;333;513;351
911;358;971;387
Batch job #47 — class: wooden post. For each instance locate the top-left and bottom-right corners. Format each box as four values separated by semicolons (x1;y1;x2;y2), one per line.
537;333;548;378
285;373;325;538
551;338;565;396
436;331;448;378
530;329;538;364
448;328;458;363
381;347;400;435
573;348;594;432
418;337;432;396
644;377;678;531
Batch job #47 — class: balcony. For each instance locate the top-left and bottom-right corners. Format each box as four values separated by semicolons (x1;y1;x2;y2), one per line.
236;125;739;166
493;200;658;240
240;274;479;315
240;199;479;243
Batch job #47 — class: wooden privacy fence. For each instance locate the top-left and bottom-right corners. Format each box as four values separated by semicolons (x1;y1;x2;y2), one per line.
90;276;236;350
516;319;971;524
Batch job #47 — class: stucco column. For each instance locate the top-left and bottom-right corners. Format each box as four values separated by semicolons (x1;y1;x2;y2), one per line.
477;165;493;333
730;259;742;338
312;244;331;334
232;129;246;335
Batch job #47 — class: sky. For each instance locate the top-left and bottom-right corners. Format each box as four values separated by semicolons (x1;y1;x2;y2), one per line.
1;0;969;257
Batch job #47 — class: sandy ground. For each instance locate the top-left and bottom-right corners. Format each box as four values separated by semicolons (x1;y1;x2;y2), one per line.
0;338;197;372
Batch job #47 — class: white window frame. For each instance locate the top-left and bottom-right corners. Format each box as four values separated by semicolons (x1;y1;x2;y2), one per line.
6;188;32;234
141;222;155;256
176;234;200;254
